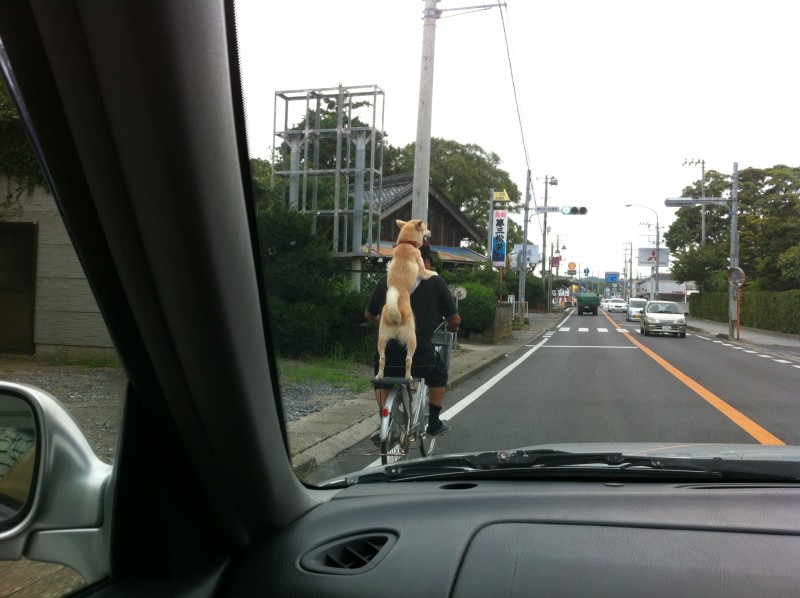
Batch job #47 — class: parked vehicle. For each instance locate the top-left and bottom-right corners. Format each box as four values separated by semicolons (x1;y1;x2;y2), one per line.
640;301;687;337
626;298;648;322
576;292;600;315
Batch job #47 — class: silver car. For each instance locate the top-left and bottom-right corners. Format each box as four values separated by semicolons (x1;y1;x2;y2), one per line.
626;298;648;321
640;301;687;337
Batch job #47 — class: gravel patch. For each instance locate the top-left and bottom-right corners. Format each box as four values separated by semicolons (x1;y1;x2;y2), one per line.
0;356;367;463
280;383;364;421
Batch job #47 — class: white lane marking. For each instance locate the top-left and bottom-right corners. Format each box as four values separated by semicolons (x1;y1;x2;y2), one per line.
758;354;772;358
441;337;549;421
773;359;792;364
559;327;570;332
744;350;758;354
368;337;552;468
578;328;589;332
597;328;609;332
695;335;711;340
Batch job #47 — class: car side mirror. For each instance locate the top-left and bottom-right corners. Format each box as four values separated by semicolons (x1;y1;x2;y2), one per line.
0;382;112;583
0;392;36;525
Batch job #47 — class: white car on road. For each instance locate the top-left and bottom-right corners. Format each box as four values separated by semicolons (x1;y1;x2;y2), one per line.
607;298;627;313
626;298;648;321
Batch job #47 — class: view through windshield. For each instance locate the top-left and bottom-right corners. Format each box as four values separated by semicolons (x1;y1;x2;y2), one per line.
234;0;800;485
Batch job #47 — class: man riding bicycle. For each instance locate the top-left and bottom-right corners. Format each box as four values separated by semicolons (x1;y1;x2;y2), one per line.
364;244;461;437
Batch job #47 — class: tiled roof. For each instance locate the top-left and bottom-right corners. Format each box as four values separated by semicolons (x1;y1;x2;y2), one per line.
366;243;486;264
376;173;414;211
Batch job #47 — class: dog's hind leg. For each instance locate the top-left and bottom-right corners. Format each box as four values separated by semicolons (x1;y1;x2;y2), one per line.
376;332;387;379
404;333;416;380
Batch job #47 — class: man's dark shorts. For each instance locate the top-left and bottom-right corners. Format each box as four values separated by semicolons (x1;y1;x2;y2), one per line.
373;341;448;389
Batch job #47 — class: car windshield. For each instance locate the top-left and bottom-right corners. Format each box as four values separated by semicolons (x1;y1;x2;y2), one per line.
1;1;799;594
648;303;681;314
230;0;800;486
4;3;796;490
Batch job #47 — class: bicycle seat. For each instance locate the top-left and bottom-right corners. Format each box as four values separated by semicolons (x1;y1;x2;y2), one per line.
372;377;416;386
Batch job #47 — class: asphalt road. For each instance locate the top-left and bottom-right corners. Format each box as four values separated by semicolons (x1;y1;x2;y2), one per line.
309;308;800;482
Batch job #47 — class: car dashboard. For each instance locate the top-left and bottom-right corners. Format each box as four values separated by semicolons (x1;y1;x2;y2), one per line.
225;480;800;596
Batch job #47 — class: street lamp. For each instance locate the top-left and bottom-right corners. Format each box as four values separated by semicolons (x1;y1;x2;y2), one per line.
625;204;660;300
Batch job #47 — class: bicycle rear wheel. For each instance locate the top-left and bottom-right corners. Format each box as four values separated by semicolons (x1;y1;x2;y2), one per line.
381;386;410;465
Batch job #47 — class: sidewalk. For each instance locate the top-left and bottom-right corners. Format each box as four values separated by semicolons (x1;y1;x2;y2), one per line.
686;317;800;349
289;311;566;472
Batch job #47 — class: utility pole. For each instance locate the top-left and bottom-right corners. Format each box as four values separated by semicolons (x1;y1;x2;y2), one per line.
518;170;532;315
626;204;660;300
729;162;741;338
539;176;557;284
411;1;506;222
684;158;707;245
411;0;440;222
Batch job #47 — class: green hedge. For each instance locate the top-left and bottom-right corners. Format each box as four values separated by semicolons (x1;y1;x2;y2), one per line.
459;283;497;332
689;290;800;335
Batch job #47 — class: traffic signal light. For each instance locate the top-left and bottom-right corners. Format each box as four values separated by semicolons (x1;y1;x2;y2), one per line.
561;206;588;215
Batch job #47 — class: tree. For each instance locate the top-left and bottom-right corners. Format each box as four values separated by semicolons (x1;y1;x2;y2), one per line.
0;77;47;217
669;244;728;291
777;245;800;288
389;138;523;249
737;165;800;291
250;158;282;212
665;165;800;291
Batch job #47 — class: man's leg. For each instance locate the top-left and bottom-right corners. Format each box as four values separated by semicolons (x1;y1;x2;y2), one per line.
426;385;450;436
375;388;388;410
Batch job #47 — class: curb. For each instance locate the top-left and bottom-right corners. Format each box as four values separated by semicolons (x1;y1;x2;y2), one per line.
291;315;565;475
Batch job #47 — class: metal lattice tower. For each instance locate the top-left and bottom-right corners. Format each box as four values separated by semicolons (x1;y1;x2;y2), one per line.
272;85;386;278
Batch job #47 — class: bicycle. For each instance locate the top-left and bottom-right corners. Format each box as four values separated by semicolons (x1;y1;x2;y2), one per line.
374;325;454;465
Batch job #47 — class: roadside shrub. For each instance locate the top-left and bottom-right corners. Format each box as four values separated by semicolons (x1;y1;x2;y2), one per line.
459;283;497;332
690;290;800;334
267;298;331;356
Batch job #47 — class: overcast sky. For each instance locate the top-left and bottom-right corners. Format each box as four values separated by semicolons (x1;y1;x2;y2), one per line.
235;0;799;279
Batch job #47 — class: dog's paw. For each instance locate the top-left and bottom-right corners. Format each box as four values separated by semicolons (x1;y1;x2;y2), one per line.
422;270;438;278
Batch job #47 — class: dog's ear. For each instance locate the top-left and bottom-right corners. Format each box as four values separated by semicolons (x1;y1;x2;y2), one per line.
415;221;425;231
396;219;407;229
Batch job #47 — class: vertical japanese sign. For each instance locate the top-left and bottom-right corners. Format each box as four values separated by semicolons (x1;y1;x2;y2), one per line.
491;209;508;267
491;189;510;267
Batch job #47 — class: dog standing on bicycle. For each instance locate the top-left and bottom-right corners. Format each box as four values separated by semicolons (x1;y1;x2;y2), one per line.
364;244;461;437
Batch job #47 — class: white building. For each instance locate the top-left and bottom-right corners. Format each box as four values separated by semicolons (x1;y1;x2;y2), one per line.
634;273;697;302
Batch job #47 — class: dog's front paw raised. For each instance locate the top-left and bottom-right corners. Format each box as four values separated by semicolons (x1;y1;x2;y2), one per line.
421;270;437;279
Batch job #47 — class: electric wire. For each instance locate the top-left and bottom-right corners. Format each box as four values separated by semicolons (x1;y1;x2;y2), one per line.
496;2;541;237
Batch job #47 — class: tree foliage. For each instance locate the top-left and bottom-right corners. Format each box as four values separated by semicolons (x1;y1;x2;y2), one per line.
388;137;523;248
0;77;47;216
257;202;370;356
665;164;800;291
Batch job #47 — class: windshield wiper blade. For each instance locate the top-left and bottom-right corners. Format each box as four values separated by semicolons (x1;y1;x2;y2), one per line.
331;450;800;485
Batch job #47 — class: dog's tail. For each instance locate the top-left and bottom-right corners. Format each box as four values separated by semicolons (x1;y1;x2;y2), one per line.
385;286;402;324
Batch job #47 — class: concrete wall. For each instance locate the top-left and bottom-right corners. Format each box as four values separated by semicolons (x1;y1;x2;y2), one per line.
467;302;514;344
2;181;115;357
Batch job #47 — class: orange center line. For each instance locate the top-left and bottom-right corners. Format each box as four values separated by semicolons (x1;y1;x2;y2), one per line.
600;310;784;445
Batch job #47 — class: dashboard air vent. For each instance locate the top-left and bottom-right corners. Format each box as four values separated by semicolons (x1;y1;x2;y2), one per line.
300;532;397;575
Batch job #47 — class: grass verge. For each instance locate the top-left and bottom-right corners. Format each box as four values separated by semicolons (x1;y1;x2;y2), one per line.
277;356;374;395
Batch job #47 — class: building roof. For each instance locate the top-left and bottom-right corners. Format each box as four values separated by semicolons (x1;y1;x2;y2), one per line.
374;173;483;242
367;243;486;265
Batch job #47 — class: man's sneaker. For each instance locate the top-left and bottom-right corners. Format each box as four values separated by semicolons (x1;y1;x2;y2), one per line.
426;419;451;437
369;428;381;445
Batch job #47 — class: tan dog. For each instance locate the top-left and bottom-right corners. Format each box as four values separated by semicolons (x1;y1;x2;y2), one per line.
376;219;438;379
